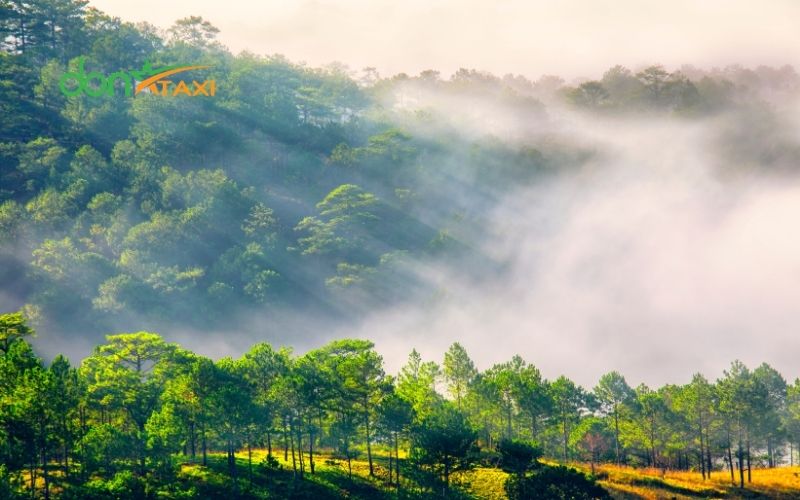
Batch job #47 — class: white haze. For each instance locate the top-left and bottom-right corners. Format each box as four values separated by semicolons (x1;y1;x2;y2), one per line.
332;98;800;388
88;0;800;81
31;90;800;390
33;0;797;387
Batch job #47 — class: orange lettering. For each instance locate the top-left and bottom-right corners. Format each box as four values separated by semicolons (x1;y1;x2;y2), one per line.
173;80;191;96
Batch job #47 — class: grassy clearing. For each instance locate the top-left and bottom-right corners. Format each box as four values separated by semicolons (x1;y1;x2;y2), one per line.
22;452;800;498
175;451;800;499
572;462;800;499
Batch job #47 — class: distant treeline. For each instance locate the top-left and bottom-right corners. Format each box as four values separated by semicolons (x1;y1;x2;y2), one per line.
1;311;797;498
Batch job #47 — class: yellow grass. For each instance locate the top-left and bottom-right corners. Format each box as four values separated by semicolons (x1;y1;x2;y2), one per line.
576;462;800;499
208;448;800;498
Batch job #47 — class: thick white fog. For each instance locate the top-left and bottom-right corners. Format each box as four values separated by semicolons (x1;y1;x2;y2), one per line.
336;103;800;387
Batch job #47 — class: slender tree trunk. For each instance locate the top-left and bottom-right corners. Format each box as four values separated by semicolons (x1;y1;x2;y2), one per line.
727;426;734;483
364;404;374;476
614;408;621;466
699;423;706;479
705;425;712;479
650;417;657;468
248;440;253;485
201;425;208;466
190;421;196;461
227;440;234;477
388;449;393;484
29;459;36;498
283;417;289;462
309;428;315;474
289;425;297;478
768;437;773;468
63;440;69;478
138;423;146;476
42;436;49;500
61;415;69;478
395;431;401;487
506;405;512;439
345;435;352;480
297;425;305;479
746;437;751;483
267;431;272;457
738;433;744;489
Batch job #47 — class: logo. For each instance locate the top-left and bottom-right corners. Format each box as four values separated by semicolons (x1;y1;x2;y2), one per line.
59;58;216;97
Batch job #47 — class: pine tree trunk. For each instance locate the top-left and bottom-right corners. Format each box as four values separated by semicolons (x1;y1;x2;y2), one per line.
297;426;305;479
42;437;49;500
726;426;734;483
309;428;315;474
738;433;744;488
388;450;393;484
699;423;706;479
614;409;621;466
444;457;450;491
746;438;751;483
190;421;196;461
395;431;401;487
289;425;297;478
202;426;208;466
283;417;289;462
364;402;374;476
248;440;253;485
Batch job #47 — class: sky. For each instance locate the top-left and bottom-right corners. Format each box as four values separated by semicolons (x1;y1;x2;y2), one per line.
88;0;800;81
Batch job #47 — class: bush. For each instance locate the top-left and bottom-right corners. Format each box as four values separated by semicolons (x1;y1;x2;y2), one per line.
497;439;542;477
505;464;609;500
260;453;282;471
0;465;22;499
62;471;149;500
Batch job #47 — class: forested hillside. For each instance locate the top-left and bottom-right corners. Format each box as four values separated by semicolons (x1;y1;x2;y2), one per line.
4;1;800;498
2;0;799;351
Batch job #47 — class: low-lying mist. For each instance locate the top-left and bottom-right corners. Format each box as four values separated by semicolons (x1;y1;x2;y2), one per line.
336;91;800;387
23;61;800;389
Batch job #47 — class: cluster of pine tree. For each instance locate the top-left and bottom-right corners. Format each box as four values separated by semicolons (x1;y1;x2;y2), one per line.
2;311;799;498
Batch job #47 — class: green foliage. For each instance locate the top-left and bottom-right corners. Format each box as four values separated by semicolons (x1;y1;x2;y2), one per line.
1;319;799;499
410;403;479;489
0;311;35;352
497;439;542;477
443;342;477;409
505;464;609;500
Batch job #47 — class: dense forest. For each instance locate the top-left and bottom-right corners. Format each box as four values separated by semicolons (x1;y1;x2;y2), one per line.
3;0;800;498
4;312;800;499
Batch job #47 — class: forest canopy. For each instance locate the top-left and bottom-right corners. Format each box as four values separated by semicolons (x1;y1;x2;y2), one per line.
4;1;800;499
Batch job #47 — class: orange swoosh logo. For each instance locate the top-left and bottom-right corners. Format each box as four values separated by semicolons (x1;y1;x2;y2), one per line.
135;65;211;94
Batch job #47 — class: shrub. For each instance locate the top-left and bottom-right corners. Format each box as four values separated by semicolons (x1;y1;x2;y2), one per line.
505;464;609;500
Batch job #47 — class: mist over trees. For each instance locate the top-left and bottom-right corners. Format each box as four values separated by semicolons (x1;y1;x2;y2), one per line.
2;0;800;357
3;1;800;497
